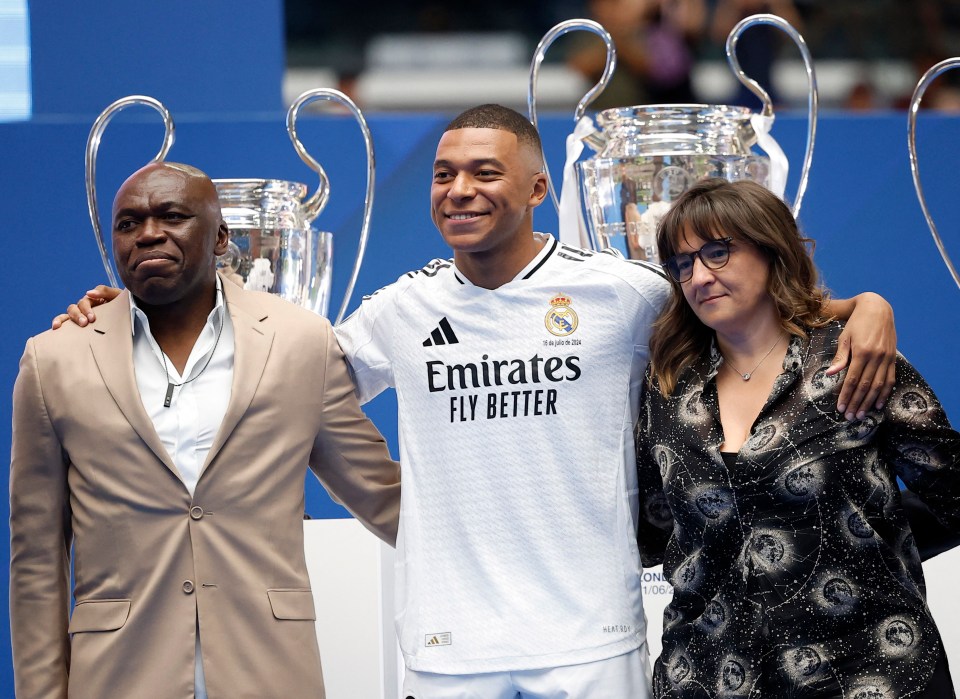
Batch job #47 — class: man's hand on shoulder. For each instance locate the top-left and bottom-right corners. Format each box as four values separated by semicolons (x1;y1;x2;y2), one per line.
51;285;121;329
824;292;896;421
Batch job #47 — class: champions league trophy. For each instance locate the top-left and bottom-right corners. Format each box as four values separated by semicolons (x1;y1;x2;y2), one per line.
528;14;818;262
908;58;960;292
85;95;176;287
86;90;375;323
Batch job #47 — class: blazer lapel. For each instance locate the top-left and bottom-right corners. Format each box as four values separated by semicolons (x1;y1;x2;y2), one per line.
201;278;275;472
89;291;180;478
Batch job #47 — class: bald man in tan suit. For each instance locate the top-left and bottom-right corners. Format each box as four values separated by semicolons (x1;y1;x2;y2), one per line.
9;162;400;698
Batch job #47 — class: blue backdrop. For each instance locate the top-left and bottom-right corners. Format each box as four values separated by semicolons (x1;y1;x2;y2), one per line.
4;0;960;693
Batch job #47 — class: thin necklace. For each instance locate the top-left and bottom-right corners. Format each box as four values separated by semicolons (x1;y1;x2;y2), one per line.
722;332;785;381
157;290;225;408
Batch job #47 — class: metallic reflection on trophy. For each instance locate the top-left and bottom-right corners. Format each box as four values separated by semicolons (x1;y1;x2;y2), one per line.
86;90;375;323
214;178;334;315
85;95;176;284
908;58;960;292
529;15;818;263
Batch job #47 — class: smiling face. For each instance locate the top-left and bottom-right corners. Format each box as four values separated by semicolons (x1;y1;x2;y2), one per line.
676;227;777;337
430;127;547;262
112;163;228;308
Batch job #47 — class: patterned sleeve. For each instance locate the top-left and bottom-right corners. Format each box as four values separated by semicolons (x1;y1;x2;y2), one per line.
635;371;674;567
899;488;960;560
881;354;960;533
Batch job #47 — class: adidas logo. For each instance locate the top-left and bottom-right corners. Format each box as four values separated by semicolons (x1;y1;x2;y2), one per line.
423;317;459;347
425;632;452;647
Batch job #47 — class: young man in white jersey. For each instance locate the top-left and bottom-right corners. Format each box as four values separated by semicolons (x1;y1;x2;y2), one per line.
339;106;671;697
337;105;898;698
59;105;897;698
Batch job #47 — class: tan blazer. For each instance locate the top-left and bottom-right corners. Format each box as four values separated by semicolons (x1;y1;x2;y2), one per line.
9;278;401;699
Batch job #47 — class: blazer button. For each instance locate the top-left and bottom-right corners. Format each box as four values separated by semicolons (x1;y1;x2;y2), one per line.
182;580;195;594
190;506;204;520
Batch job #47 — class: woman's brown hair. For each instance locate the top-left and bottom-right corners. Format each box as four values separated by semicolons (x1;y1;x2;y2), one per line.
650;178;831;396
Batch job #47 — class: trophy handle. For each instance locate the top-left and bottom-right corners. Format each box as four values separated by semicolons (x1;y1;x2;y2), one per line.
286;88;376;325
726;13;818;217
908;57;960;291
528;19;616;212
85;95;175;287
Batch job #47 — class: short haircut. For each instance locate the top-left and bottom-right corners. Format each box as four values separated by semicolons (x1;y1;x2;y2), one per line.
445;104;543;155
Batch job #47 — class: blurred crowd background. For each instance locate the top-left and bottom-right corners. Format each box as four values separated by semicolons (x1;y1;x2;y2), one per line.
284;0;960;113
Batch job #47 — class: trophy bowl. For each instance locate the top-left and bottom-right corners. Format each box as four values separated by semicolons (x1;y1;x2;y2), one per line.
578;104;769;261
529;14;818;262
214;178;333;317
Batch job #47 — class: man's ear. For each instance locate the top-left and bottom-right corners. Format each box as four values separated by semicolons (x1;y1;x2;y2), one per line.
529;171;549;209
214;221;230;256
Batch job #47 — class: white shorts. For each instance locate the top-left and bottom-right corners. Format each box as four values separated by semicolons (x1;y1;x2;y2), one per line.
402;646;652;699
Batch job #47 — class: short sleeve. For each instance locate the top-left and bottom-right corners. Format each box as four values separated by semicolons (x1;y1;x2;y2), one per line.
334;288;396;405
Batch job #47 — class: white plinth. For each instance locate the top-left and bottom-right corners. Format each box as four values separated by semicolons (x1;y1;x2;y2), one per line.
922;546;960;690
303;518;958;695
303;519;399;699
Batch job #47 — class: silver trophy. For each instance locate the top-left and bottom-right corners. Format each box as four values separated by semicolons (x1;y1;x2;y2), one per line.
85;95;176;283
529;14;818;262
86;90;375;323
908;57;960;292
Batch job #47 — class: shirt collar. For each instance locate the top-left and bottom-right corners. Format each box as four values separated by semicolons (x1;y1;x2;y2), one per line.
129;275;226;337
706;332;805;380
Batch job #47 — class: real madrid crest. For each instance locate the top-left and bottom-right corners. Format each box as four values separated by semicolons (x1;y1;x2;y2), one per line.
545;293;578;336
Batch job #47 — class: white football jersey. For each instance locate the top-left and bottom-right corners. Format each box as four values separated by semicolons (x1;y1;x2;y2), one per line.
335;234;671;674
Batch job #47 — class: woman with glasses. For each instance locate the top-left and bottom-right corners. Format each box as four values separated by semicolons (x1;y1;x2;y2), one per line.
636;178;960;698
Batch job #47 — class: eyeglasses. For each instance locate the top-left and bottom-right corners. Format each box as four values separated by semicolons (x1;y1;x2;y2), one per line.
664;237;734;283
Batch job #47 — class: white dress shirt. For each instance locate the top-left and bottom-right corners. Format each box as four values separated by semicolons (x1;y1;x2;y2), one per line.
130;279;234;699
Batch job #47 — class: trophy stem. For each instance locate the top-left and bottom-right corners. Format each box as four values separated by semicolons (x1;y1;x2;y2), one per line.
908;57;960;292
85;96;175;287
528;19;616;212
726;13;817;218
